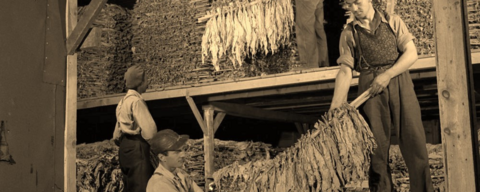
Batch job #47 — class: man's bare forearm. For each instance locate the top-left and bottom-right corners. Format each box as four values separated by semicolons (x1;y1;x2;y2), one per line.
330;64;353;110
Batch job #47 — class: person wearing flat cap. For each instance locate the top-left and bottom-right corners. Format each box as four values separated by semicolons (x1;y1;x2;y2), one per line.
112;65;158;192
147;129;203;192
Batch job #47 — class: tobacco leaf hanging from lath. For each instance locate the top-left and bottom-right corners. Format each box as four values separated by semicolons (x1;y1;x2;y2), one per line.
201;0;294;71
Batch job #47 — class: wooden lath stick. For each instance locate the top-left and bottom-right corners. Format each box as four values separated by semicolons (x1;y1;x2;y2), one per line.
311;88;372;138
197;0;260;23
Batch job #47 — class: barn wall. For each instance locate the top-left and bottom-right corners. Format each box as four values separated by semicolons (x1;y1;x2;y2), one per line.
0;0;66;191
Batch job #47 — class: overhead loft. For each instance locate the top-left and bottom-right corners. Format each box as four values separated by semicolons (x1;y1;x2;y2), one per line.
77;52;480;111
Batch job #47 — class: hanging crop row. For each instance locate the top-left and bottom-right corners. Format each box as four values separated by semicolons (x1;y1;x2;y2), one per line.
201;0;294;71
212;104;377;192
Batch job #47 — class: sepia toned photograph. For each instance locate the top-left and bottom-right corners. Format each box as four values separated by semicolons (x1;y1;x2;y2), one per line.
1;0;479;191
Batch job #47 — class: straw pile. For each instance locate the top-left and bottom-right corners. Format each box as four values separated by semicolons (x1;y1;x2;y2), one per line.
212;104;377;192
77;4;133;99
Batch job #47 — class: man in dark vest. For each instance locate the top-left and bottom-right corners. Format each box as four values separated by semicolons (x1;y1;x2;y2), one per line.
329;0;433;191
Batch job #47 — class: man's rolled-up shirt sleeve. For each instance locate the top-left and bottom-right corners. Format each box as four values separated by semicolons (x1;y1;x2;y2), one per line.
392;15;415;53
132;100;158;141
336;27;355;69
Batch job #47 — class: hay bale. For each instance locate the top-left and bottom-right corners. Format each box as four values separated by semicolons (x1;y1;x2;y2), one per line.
77;4;133;99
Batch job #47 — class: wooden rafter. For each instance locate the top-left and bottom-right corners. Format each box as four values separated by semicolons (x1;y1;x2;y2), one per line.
66;0;108;55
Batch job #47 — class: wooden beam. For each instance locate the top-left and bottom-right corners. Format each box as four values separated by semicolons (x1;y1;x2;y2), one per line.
66;0;108;55
433;0;478;191
209;101;318;123
186;96;206;133
203;106;215;192
213;112;226;133
79;27;101;50
65;0;77;191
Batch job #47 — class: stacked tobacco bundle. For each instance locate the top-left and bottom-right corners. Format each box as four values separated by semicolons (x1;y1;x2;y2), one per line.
394;0;435;56
393;0;480;55
76;138;275;190
183;138;274;187
77;4;133;99
213;104;377;192
77;140;123;192
468;0;480;48
130;0;206;88
389;144;446;192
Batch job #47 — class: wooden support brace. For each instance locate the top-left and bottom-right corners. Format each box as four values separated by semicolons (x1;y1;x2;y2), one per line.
186;96;206;133
210;101;318;123
80;27;102;50
66;0;108;55
433;0;478;190
213;112;226;133
202;105;215;192
294;122;305;134
302;123;310;133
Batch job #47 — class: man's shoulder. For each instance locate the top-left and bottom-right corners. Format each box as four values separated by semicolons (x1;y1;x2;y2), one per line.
385;13;404;24
148;173;169;184
147;173;173;192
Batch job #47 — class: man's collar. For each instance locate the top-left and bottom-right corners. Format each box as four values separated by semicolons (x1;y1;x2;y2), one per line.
126;89;144;100
352;9;388;27
154;163;177;180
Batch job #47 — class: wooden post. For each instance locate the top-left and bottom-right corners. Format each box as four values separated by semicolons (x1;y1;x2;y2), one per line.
202;105;215;192
65;0;77;191
433;0;478;191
